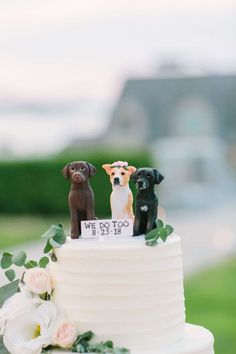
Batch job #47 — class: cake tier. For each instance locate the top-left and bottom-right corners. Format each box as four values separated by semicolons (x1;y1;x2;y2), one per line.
52;323;214;354
50;234;185;352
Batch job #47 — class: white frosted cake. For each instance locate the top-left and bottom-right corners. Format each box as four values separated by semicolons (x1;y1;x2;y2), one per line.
0;161;214;354
50;235;214;354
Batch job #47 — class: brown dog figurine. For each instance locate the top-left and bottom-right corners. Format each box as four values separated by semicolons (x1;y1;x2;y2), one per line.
62;161;97;239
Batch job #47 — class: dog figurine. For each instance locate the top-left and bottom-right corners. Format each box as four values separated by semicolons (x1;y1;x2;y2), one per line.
132;168;164;236
62;161;97;239
102;161;136;219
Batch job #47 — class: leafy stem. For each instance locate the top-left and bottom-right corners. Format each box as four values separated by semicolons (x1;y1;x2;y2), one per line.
145;219;174;246
0;224;66;282
71;331;130;354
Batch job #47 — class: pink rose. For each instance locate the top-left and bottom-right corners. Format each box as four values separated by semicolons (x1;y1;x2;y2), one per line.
111;161;128;167
24;267;53;295
53;322;78;348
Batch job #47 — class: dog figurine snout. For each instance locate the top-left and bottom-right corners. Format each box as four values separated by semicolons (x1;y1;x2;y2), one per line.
113;177;120;185
137;178;147;190
72;172;84;184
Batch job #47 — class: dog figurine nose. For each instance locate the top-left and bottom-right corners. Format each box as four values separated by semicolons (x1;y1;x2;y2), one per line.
137;179;143;187
114;177;120;185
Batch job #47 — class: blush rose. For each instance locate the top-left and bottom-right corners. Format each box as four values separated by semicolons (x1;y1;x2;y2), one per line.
24;268;53;295
53;322;78;348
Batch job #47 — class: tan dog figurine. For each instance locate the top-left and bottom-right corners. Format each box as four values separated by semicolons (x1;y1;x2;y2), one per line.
102;161;136;219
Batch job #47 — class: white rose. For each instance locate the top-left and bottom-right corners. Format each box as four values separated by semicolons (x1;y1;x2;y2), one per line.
24;267;53;295
3;302;57;354
53;322;78;348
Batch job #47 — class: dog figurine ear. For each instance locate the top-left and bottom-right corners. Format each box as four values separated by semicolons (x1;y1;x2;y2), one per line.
62;163;71;179
102;164;112;175
86;162;97;177
131;169;138;182
153;169;164;185
127;166;137;175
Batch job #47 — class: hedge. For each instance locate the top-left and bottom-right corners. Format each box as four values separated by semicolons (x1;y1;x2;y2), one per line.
0;149;152;217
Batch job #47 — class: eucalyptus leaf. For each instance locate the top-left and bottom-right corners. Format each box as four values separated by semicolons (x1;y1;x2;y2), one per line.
44;240;53;254
0;280;19;307
49;238;61;248
41;225;58;240
52;224;66;245
145;228;159;241
0;253;13;269
75;343;86;353
39;256;49;268
0;336;10;354
5;269;16;282
42;224;66;245
12;250;27;267
146;239;158;246
104;340;113;348
165;224;174;236
159;228;168;242
75;331;94;345
157;219;164;229
24;260;38;269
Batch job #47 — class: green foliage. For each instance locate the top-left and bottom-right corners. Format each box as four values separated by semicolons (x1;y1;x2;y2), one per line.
39;256;49;268
0;253;12;269
12;251;27;267
0;283;17;352
0;336;10;354
0;224;66;281
185;257;236;354
24;260;38;269
0;150;151;217
0;280;19;307
4;269;16;282
145;220;174;246
71;331;130;353
42;224;66;259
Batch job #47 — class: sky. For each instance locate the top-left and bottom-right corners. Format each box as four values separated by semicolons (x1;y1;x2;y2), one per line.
0;0;235;156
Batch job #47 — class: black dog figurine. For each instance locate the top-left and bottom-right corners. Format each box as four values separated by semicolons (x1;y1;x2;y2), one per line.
132;168;164;236
62;161;97;239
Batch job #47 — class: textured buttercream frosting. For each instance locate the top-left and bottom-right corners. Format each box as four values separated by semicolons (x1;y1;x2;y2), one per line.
50;234;185;352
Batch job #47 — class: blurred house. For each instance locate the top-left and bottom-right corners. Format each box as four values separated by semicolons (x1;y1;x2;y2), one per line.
106;74;236;207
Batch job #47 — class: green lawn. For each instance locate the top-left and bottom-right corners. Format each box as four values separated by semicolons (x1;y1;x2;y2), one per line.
185;257;236;354
0;215;70;249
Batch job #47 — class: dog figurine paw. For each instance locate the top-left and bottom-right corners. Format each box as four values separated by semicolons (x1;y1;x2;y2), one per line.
102;161;136;220
62;161;97;239
131;168;164;236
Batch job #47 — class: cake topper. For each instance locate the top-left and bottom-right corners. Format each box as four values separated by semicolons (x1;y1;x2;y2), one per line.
62;161;97;239
131;168;164;236
102;161;136;219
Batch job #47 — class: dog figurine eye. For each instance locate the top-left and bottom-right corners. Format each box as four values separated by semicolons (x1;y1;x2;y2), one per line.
71;167;75;171
80;166;86;170
111;172;115;176
121;172;126;176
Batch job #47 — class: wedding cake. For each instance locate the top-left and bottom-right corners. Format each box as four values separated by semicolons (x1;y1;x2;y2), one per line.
50;234;214;354
0;160;214;354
